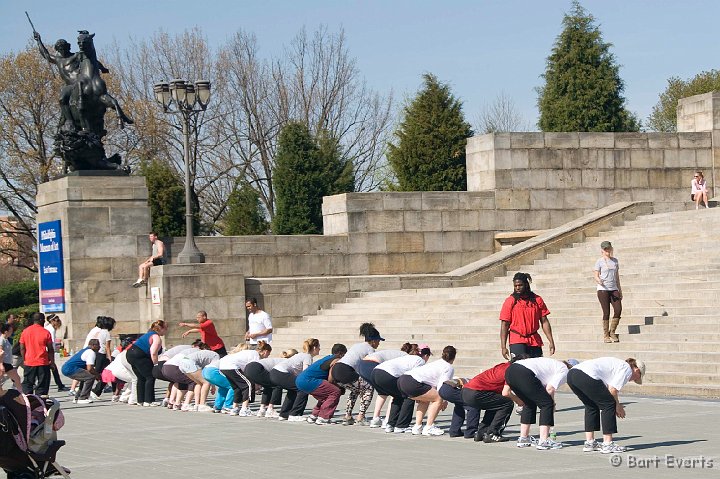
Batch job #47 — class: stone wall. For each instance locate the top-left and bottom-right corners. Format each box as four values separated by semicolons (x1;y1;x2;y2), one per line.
466;131;712;219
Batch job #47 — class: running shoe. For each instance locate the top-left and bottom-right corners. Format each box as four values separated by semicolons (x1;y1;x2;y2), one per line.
601;442;627;454
422;425;445;436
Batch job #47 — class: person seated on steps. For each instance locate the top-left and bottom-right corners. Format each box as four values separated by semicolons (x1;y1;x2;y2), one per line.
132;232;165;288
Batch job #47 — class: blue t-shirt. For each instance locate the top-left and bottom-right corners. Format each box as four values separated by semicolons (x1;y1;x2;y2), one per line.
296;354;334;393
61;348;91;376
134;330;158;354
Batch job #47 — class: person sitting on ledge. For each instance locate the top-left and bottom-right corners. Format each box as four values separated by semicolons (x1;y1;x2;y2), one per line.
132;232;165;288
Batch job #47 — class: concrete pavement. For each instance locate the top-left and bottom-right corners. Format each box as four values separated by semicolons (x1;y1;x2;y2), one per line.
49;390;719;479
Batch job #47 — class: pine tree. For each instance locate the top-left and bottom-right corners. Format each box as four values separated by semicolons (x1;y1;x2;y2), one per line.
221;181;269;235
272;122;325;234
648;70;720;132
387;73;472;191
139;160;186;237
537;1;639;132
317;131;355;195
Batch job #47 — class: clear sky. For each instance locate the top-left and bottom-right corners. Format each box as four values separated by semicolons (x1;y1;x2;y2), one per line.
1;0;718;130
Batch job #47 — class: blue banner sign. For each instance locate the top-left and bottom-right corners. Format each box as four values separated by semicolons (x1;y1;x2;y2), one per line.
38;220;65;313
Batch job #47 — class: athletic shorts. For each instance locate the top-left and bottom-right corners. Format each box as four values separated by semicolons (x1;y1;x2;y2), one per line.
397;374;431;398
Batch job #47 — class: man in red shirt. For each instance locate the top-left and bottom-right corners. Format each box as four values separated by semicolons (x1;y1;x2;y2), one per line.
179;311;227;357
20;312;54;396
499;272;556;360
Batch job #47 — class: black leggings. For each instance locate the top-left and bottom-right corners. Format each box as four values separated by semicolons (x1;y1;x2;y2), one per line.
509;344;543;359
50;362;65;388
221;368;251;404
243;363;282;406
504;363;555;426
372;369;414;429
567;369;618;434
597;290;622;322
126;346;156;404
461;388;514;435
269;369;308;418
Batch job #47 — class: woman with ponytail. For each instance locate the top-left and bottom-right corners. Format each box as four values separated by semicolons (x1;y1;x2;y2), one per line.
126;320;167;406
270;338;321;420
332;322;384;426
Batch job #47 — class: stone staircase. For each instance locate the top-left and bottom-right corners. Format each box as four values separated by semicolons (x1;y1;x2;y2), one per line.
272;207;720;398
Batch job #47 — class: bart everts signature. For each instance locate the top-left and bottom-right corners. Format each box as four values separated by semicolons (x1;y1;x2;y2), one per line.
609;454;714;469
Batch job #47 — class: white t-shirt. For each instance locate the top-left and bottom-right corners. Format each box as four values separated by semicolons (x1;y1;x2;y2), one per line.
44;324;56;343
80;348;96;366
273;353;313;375
106;351;133;378
573;357;633;391
338;342;376;369
160;345;193;361
179;350;219;373
516;358;569;389
219;350;260;371
409;359;454;389
365;350;406;363
376;355;426;378
84;327;111;354
594;257;619;291
248;311;273;344
256;357;283;372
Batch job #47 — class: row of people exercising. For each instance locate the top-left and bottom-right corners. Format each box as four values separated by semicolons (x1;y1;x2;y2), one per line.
64;320;645;452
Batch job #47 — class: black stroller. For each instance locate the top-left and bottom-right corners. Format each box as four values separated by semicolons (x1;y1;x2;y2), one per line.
0;389;71;478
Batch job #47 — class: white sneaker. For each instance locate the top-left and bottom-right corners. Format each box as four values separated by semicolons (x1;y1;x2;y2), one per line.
229;407;240;416
111;395;120;403
411;424;423;435
277;416;287;421
306;415;318;423
382;417;389;428
256;407;267;417
583;440;602;452
161;398;170;408
76;398;93;404
180;403;194;412
422;425;445;436
601;442;627;454
118;397;128;403
237;408;252;417
536;439;563;450
127;400;137;406
288;415;305;422
90;392;100;401
315;417;330;425
369;417;383;428
196;405;214;413
394;426;411;434
264;409;280;419
384;424;394;433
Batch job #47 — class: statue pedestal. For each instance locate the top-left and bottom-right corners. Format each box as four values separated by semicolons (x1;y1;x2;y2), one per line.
36;175;151;342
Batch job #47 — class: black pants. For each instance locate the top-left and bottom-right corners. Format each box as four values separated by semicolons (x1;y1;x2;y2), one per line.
509;344;543;359
126;346;156;404
221;368;251;404
269;369;308;418
505;363;555;426
243;363;282;405
372;369;414;429
214;346;228;358
21;365;51;396
91;354;111;396
439;384;480;437
567;369;618;434
461;388;514;435
50;362;65;388
597;290;622;322
332;362;359;384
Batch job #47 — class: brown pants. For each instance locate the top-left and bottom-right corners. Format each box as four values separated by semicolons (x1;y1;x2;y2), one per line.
597;290;622;321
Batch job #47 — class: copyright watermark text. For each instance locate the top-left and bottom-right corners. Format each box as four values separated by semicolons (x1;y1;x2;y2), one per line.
609;454;714;469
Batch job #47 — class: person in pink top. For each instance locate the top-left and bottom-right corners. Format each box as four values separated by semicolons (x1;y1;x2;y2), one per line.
691;171;709;209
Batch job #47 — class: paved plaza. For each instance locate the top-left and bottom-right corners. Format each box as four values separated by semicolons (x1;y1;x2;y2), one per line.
50;390;718;479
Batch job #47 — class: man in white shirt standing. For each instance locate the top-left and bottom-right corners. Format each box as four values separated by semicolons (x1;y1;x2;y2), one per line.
245;298;273;349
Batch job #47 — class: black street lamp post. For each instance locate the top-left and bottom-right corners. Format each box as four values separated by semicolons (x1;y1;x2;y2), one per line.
152;79;211;264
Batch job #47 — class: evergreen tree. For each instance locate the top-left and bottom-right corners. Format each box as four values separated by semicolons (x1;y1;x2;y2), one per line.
272;122;325;234
317;131;355;195
387;73;472;191
648;70;720;132
537;1;639;132
221;181;269;235
139;160;186;237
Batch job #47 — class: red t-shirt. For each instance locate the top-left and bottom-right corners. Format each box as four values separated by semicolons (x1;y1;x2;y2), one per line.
464;362;511;394
19;324;52;366
199;320;224;351
499;294;550;347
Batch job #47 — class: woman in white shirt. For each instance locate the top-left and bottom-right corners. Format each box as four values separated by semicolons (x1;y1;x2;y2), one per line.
270;338;321;421
503;357;578;450
331;323;384;426
219;341;271;416
397;345;456;437
566;357;645;454
83;316;115;398
45;314;68;392
243;353;290;418
372;345;431;433
691;170;709;209
176;349;220;412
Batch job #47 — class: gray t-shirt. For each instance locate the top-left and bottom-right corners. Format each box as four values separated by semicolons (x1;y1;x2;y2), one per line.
338;342;375;369
594;257;619;291
1;337;12;364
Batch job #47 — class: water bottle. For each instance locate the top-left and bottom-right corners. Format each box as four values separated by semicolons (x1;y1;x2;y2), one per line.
550;427;557;442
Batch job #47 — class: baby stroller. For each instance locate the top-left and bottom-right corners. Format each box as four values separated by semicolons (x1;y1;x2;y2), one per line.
0;389;71;478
